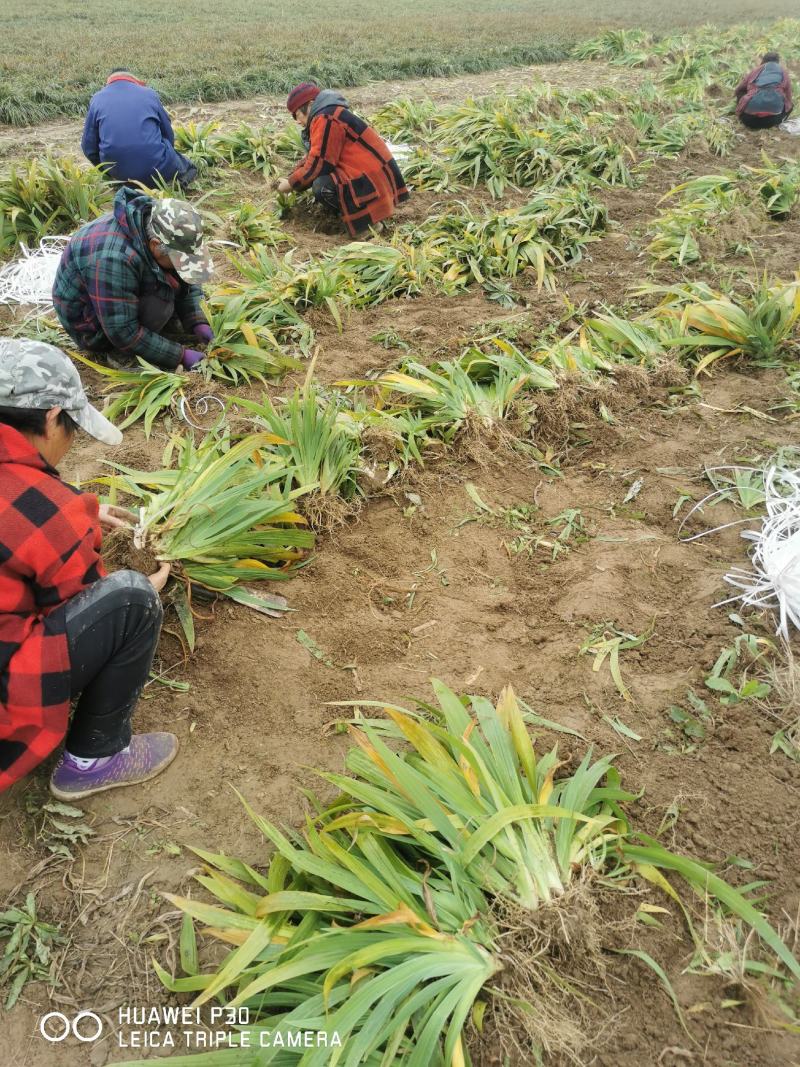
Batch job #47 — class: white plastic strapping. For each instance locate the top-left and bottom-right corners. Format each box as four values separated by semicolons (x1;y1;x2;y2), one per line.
721;465;800;641
385;140;413;162
0;238;69;307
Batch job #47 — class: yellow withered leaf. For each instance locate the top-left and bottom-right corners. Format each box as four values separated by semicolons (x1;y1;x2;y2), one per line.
693;347;742;377
497;684;537;788
353;904;446;940
348;726;404;789
202;926;288;947
537;765;556;806
271;511;309;525
384;708;453;770
200;927;249;946
239;323;261;349
322;811;413;836
381;371;440;398
452;1035;467;1067
458;722;480;798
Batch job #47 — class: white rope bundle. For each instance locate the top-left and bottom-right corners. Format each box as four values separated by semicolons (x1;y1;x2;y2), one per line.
720;465;800;641
0;238;69;307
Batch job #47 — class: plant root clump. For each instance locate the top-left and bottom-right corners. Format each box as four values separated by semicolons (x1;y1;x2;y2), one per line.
525;379;603;445
454;412;519;468
302;489;361;536
101;527;161;576
606;363;651;401
361;423;407;469
471;882;614;1067
650;357;689;389
173;375;227;431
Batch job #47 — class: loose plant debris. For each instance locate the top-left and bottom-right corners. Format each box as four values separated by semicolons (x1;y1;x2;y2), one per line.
0;893;63;1010
580;623;653;702
22;794;95;860
662;690;714;754
704;633;774;707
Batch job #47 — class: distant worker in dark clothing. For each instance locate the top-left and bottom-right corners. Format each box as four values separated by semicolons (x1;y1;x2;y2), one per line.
276;83;409;236
81;69;198;188
735;52;793;129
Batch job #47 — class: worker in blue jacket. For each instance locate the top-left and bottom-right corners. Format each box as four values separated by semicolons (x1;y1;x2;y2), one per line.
81;70;197;189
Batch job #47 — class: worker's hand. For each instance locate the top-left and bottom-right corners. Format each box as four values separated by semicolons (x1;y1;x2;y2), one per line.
182;348;206;371
98;504;136;530
193;323;214;344
276;178;292;194
147;562;171;593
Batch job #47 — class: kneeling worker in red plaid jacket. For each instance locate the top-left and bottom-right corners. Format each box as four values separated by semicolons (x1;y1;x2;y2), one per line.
276;83;409;236
0;339;176;800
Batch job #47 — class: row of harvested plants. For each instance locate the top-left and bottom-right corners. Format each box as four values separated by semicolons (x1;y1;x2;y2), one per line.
81;273;799;630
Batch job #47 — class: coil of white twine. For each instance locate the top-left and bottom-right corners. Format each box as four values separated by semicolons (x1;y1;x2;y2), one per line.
0;238;69;307
719;465;800;641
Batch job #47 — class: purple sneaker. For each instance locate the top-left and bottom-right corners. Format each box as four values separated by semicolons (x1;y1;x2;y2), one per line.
50;733;178;800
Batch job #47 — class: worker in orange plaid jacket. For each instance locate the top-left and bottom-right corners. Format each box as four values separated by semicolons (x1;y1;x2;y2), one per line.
277;83;409;235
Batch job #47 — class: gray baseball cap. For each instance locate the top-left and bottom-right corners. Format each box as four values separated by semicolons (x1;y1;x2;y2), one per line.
149;198;214;284
0;339;123;446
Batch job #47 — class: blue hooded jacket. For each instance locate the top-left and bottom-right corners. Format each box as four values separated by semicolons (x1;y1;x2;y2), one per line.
81;74;190;186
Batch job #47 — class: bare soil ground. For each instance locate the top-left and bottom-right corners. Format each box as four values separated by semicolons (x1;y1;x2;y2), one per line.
1;62;800;1067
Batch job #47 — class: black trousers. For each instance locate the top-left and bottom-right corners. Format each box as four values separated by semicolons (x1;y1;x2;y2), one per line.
739;111;786;129
312;174;341;215
63;571;163;758
84;291;178;365
139;292;177;334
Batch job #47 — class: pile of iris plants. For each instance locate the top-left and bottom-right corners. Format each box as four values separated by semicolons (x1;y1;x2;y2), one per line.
0;155;111;255
648;160;800;266
126;681;800;1065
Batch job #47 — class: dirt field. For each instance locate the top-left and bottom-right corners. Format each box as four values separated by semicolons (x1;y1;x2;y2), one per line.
1;58;800;1067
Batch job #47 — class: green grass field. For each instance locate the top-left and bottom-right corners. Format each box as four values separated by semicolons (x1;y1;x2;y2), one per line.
1;0;797;125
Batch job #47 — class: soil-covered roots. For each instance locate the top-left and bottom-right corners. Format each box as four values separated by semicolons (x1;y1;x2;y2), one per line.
455;412;521;468
525;379;606;445
471;883;620;1066
101;526;161;576
302;489;361;535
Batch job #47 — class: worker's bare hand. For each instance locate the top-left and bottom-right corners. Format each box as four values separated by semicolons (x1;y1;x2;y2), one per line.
147;562;172;593
98;504;136;529
276;178;292;194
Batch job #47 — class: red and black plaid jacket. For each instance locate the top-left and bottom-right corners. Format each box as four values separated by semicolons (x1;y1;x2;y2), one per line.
290;105;409;235
0;425;104;792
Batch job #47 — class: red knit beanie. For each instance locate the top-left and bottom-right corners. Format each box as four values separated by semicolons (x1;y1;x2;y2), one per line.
286;83;320;114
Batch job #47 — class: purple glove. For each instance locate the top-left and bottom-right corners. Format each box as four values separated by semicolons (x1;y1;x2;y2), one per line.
193;323;214;344
182;348;206;371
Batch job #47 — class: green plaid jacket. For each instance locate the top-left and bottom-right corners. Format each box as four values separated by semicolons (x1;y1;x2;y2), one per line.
52;187;207;370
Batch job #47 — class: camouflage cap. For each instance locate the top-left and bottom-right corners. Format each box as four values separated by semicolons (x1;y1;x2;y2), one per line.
0;339;123;446
148;198;214;284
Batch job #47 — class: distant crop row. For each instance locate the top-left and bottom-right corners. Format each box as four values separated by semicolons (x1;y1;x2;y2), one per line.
2;0;799;125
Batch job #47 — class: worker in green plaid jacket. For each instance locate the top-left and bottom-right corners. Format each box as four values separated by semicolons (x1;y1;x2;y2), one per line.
53;188;215;372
